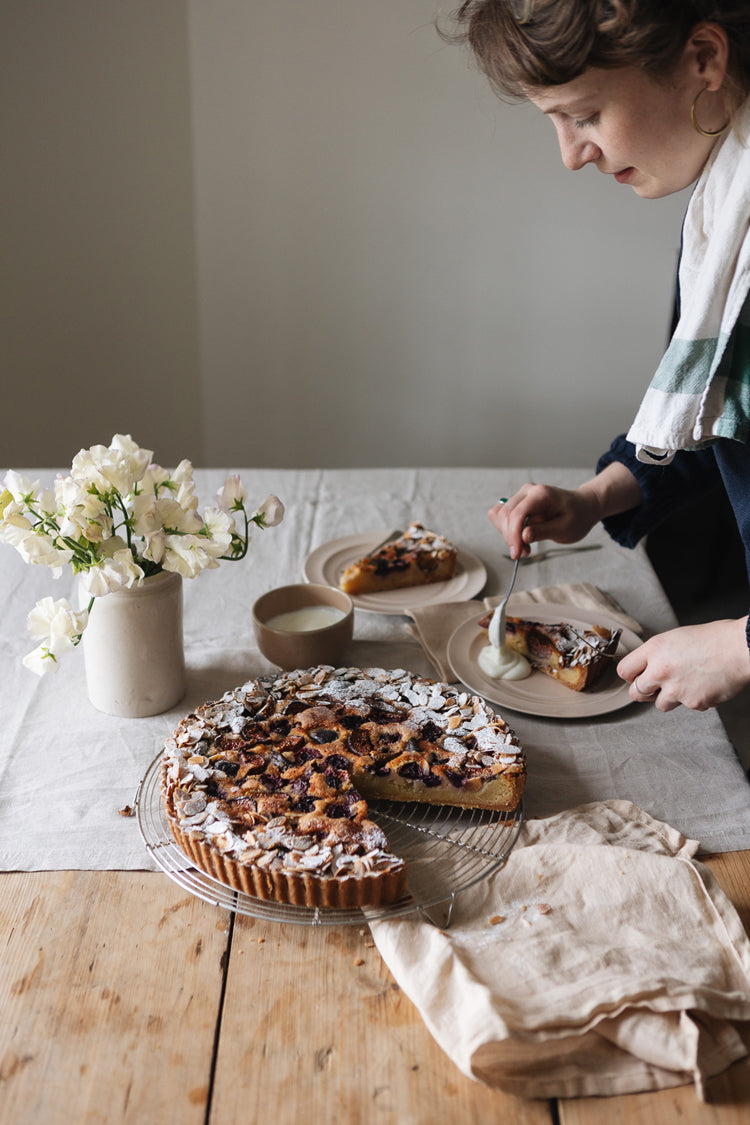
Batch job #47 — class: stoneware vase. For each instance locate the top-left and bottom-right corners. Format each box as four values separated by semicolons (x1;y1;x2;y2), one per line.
81;570;186;717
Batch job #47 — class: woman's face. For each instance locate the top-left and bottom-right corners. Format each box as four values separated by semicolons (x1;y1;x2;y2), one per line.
528;64;721;199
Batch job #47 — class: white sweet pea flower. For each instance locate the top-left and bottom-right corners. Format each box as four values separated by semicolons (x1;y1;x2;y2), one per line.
175;479;198;511
17;529;72;571
254;494;285;528
130;489;159;536
154;497;203;535
2;470;41;504
82;567;115;598
0;515;73;573
37;488;57;517
216;474;247;512
23;596;89;675
109;434;152;481
100;533;141;563
55;475;113;543
0;508;33;541
82;539;144;597
22;645;57;676
168;459;198;511
162;534;218;578
56;484;113;543
139;464;171;495
70;445;112;491
172;459;194;482
54;474;87;511
27;595;88;645
132;487;179;561
201;507;234;557
83;559;137;598
141;527;167;565
71;434;151;497
0;494;32;530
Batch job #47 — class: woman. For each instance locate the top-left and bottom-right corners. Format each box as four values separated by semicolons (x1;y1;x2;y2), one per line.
443;1;750;713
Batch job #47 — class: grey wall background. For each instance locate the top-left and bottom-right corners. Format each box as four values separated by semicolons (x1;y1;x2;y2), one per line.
2;0;689;471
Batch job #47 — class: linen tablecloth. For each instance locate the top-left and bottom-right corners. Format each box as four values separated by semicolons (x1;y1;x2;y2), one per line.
1;467;749;870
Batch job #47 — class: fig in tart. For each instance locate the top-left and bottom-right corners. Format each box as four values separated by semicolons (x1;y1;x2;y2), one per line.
161;665;525;909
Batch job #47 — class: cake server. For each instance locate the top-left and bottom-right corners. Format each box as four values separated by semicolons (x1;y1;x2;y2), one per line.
371;529;403;553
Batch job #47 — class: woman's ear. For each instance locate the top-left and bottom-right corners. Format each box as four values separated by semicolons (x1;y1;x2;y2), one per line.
687;22;730;91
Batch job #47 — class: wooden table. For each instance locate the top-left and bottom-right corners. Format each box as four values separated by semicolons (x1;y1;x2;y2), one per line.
2;853;750;1124
3;466;750;1121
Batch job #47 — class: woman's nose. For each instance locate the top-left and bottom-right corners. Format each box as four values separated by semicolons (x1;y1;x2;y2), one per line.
556;124;601;171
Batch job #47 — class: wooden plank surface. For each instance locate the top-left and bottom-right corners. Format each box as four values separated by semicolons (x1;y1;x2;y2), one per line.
2;853;750;1125
0;871;231;1125
560;851;750;1125
212;914;553;1125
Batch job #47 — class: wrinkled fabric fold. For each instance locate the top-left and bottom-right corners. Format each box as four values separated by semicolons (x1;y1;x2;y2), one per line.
369;801;750;1100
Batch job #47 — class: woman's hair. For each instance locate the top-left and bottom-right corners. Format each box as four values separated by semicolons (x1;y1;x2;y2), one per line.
439;1;750;102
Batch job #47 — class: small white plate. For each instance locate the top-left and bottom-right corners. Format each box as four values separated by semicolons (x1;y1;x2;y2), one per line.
304;530;487;615
447;600;641;718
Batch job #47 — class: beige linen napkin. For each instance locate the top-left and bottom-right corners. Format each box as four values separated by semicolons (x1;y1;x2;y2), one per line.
369;800;750;1100
407;582;642;683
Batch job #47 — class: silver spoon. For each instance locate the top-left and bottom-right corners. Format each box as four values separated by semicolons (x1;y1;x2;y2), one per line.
488;519;528;649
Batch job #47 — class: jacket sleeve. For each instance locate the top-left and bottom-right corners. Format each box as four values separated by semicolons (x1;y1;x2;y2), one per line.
595;434;722;549
597;435;750;656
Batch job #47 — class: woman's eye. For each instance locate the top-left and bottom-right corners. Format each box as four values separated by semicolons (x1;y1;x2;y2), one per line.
574;113;599;129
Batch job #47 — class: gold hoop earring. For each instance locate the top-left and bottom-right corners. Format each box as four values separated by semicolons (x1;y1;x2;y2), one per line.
690;85;730;138
508;0;534;23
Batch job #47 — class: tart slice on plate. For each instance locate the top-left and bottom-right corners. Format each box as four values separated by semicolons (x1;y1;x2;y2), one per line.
477;612;621;692
339;523;457;595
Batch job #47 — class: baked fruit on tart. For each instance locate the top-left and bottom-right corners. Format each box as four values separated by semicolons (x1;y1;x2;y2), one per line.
160;665;525;909
477;613;621;692
339;523;457;595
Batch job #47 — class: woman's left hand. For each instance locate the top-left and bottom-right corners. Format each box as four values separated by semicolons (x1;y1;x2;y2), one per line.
617;617;750;712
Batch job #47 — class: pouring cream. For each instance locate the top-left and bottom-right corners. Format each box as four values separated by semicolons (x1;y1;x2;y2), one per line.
266;605;346;632
478;642;531;681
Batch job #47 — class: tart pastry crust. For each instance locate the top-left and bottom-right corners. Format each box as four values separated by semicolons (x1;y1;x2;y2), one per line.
161;665;525;908
339;523;457;595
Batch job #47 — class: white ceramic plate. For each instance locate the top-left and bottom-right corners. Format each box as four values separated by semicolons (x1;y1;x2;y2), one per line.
446;600;641;718
303;530;487;615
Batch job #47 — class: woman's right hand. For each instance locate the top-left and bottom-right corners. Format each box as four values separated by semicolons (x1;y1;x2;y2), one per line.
488;484;601;559
489;464;643;559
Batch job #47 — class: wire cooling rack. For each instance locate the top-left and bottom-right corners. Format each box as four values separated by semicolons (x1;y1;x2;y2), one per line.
135;751;523;928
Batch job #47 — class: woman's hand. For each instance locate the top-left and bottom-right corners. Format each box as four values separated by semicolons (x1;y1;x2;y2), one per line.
488;483;602;559
618;618;750;711
488;464;642;559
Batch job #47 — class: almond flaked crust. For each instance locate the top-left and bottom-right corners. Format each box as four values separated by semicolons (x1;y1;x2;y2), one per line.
160;665;525;908
477;614;621;691
339;523;457;595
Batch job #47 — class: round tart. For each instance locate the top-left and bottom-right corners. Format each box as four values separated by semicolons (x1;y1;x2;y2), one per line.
161;665;526;909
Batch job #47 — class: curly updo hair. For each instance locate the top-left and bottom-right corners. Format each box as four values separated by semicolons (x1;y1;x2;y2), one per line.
439;1;750;103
